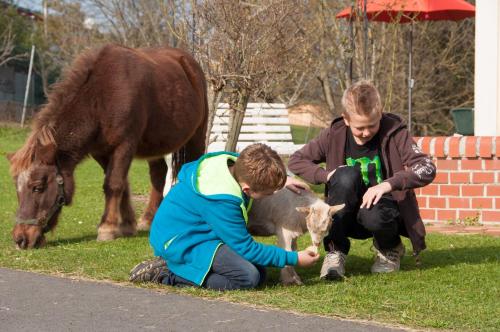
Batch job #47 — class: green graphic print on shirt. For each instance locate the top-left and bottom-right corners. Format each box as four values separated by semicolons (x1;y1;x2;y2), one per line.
346;156;383;186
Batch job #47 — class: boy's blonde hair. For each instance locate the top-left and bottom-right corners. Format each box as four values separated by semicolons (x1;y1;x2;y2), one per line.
342;80;382;117
234;143;287;192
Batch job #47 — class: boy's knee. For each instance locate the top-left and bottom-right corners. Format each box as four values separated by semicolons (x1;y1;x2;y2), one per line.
358;197;399;232
240;265;262;289
329;166;362;190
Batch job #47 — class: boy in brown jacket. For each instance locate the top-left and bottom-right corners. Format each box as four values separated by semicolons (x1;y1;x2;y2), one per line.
288;80;436;279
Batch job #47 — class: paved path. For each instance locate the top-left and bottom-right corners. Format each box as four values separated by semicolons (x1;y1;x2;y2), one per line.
0;268;408;332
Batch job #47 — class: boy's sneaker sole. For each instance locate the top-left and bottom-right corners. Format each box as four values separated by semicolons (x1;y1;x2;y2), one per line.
129;257;167;283
321;269;344;280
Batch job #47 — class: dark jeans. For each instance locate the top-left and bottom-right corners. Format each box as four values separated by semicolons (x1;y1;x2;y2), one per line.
324;166;401;255
161;244;266;291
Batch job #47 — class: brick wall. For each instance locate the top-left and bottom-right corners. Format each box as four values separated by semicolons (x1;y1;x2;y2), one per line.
414;136;500;224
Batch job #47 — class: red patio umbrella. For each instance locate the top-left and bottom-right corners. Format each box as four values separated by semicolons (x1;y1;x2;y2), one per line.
336;0;475;133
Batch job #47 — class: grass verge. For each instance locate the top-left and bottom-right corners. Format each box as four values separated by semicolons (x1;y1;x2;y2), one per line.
1;124;499;331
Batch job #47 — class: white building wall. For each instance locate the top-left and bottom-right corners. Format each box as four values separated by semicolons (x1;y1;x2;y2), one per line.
475;0;500;135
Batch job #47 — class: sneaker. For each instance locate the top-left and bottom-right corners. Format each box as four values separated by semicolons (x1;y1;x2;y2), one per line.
320;250;347;279
371;241;405;273
129;256;168;283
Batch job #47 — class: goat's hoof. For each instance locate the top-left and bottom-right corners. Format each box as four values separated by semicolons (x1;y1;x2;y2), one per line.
281;278;304;286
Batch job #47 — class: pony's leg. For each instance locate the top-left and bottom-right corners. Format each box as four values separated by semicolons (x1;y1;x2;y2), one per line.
96;145;135;241
137;158;167;231
118;179;137;237
94;154;137;237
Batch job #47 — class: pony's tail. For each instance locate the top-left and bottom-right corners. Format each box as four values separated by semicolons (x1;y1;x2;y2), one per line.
171;146;186;182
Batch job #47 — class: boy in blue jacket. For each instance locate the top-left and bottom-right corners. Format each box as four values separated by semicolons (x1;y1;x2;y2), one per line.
130;143;319;290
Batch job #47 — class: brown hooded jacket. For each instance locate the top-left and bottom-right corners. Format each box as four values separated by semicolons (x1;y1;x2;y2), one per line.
288;113;436;254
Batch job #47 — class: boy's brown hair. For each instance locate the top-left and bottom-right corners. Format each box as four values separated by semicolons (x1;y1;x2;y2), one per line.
234;143;287;192
342;80;382;117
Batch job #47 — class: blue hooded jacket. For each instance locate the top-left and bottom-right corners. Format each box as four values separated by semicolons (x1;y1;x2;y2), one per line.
149;151;298;286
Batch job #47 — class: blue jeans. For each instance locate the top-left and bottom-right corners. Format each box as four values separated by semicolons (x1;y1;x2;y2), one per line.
161;245;266;290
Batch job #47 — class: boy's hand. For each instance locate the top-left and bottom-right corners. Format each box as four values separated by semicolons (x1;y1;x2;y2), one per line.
360;182;392;209
285;177;311;194
297;249;320;267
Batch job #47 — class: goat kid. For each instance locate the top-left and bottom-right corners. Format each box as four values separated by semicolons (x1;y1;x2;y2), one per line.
248;188;344;286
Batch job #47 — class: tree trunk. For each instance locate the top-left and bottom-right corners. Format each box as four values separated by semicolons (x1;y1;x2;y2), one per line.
205;84;223;148
225;88;249;152
318;68;335;116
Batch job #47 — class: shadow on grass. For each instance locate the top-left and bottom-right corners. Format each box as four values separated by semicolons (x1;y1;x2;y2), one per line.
405;245;500;270
268;245;500;286
45;229;151;247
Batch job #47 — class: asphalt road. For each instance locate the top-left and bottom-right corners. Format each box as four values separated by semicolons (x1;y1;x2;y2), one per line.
0;268;409;332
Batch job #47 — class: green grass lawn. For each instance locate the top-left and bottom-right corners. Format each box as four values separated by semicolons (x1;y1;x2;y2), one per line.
1;124;499;331
290;124;322;145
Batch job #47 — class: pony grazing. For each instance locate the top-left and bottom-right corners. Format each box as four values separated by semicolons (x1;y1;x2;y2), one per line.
8;44;208;249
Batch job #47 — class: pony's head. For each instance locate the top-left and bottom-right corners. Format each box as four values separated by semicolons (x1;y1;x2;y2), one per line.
8;125;74;249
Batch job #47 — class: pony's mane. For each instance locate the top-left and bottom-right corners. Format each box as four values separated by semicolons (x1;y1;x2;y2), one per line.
9;124;55;176
38;47;100;125
10;47;102;177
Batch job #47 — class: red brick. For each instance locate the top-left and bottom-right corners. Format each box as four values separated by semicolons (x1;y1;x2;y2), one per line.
496;198;500;209
450;172;470;183
458;210;480;220
462;185;484;196
486;185;500;196
479;137;493;158
417;196;427;208
419;209;436;220
420;137;432;155
472;172;495;183
421;184;438;195
482;210;500;222
448;137;461;158
484;159;500;170
434;137;446;158
449;198;470;208
471;198;493;209
464;137;477;158
437;209;456;221
440;185;460;196
434;172;449;184
429;197;446;208
461;159;483;170
436;159;458;170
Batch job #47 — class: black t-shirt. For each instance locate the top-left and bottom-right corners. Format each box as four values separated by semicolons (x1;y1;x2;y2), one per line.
344;128;385;187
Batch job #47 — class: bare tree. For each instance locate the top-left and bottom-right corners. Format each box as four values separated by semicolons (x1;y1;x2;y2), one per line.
196;0;308;151
32;0;474;137
0;22;27;67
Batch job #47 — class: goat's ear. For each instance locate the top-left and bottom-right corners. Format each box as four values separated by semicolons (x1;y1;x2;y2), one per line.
296;206;310;214
329;204;345;216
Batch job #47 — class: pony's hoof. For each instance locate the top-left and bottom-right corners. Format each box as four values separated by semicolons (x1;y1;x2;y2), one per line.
97;226;120;241
120;225;137;237
137;219;151;231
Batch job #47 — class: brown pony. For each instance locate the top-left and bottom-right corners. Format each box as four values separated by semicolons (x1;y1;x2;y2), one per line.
8;44;208;249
